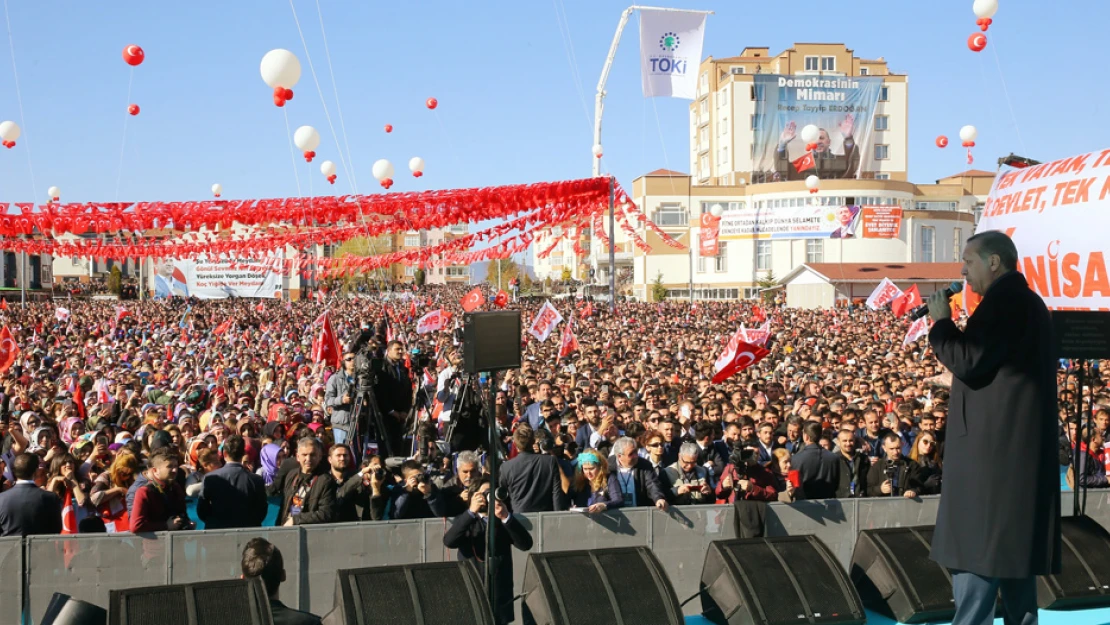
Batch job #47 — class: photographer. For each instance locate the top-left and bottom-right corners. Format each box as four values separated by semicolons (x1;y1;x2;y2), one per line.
336;453;392;521
866;432;923;498
436;450;481;518
374;341;413;457
392;459;446;520
665;443;714;505
715;444;780;503
324;352;356;446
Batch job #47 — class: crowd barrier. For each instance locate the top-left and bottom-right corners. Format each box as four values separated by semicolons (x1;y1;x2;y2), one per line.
7;490;1108;624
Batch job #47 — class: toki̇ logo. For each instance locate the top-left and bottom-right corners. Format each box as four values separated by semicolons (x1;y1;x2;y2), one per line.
659;31;680;52
650;30;687;75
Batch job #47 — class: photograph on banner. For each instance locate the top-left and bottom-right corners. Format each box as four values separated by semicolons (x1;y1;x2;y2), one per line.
750;75;884;182
718;203;861;240
978;147;1110;310
860;206;904;238
152;254;284;299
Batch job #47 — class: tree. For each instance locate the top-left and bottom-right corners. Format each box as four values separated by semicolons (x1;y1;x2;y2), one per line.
487;258;520;289
520;273;534;293
756;270;779;303
651;272;667;302
560;267;573;282
331;235;391;289
107;266;122;295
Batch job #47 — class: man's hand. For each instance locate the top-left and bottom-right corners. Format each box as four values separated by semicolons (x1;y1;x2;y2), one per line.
283;516;294;527
469;491;485;515
342;394;350;404
839;114;855;139
880;479;893;495
721;474;733;491
699;483;713;496
416;480;430;496
587;503;608;515
655;499;669;511
737;478;751;493
903;490;918;499
676;484;690;495
927;290;951;323
779;121;797;146
493;499;509;521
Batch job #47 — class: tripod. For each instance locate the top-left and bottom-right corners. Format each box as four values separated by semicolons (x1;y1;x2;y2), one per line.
349;370;392;461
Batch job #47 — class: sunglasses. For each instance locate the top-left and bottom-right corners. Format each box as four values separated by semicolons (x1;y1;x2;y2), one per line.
646;443;663;448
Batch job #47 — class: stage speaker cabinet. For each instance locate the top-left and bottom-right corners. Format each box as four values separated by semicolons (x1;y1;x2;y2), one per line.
462;311;521;373
522;546;684;625
108;578;272;625
41;593;107;625
322;560;493;625
701;536;865;625
1038;515;1110;609
849;526;955;624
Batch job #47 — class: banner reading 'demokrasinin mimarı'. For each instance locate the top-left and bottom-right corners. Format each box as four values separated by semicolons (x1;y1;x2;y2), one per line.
152;254;283;299
639;9;707;99
751;75;884;182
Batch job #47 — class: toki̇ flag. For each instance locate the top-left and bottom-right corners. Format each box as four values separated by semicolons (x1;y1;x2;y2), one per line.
792;151;816;174
416;309;447;334
890;285;922;317
461;287;485;312
639;8;708;99
528;301;564;342
311;312;342;368
558;317;579;360
712;327;770;384
902;316;930;348
494;290;509;309
866;278;903;310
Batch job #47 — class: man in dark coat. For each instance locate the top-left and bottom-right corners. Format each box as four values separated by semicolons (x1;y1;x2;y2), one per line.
278;438;337;526
499;426;566;513
608;437;669;509
791;422;840;500
926;230;1060;625
0;454;62;536
198;435;268;529
373;340;413;457
444;478;533;624
241;538;321;625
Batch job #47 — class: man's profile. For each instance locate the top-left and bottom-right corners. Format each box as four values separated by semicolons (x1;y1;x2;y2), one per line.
241;537;321;625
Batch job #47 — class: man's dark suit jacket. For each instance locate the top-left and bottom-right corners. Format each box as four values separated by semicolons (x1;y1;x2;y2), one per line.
269;599;321;625
444;511;533;624
0;482;62;536
792;443;841;500
499;452;565;513
607;456;668;507
198;461;268;529
276;468;337;526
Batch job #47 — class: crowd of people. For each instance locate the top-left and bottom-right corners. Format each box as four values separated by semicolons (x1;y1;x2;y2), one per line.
0;283;1104;619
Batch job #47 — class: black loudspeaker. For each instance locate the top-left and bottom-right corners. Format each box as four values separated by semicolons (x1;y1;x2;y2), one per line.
1038;515;1110;609
41;593;107;625
322;561;493;625
849;526;954;623
108;578;272;625
462;311;521;373
701;536;865;625
522;546;683;625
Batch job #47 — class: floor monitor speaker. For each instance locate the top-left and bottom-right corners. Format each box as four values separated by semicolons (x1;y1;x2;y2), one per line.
1038;515;1110;609
322;560;493;625
849;526;954;623
41;593;107;625
108;578;271;625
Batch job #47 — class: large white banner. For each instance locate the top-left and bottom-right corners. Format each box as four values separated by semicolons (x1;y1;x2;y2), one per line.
639;9;707;99
152;255;283;299
718;204;862;240
978;149;1110;310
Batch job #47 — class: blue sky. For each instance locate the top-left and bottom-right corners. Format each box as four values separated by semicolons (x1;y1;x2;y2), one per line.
0;0;1102;210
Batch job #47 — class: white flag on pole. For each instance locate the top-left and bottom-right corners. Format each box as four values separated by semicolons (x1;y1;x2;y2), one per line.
639;9;708;99
866;278;904;310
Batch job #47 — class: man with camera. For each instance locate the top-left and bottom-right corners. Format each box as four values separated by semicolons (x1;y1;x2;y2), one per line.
324;352;357;446
392;459;446;519
715;444;780;503
866;432;923;498
436;450;482;518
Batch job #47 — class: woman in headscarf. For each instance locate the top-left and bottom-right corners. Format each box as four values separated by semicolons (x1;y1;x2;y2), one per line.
258;442;284;486
59;416;85;446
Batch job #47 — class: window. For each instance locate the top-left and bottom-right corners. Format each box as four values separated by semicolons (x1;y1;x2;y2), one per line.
860;67;869;76
820;56;836;71
921;226;935;263
717;147;728;164
806;239;824;263
699;154;709;176
719;117;728;135
874;144;890;160
804;56;819;71
879;85;889;101
697;248;707;273
756;240;772;270
699;99;708;115
699;72;709;92
549;255;564;266
404;265;415;276
914;201;959;211
751;83;766;101
404;234;420;248
953;228;963;261
715;241;728;272
446;266;467;277
719;90;728;106
653;203;688;226
743;287;761;300
699;126;708;146
875;173;890;180
750;114;764;130
874;115;889;131
448;224;467;234
731;66;745;75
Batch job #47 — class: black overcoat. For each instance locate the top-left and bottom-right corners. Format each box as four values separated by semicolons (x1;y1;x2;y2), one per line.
928;271;1061;578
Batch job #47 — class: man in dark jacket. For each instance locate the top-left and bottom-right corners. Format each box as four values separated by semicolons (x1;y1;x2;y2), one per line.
609;437;668;509
241;538;321;625
278;438;336;526
865;433;923;498
926;231;1061;625
373;340;413;457
0;453;62;536
444;478;533;624
792;422;840;500
499;426;566;513
198;435;268;529
391;460;446;519
834;428;870;498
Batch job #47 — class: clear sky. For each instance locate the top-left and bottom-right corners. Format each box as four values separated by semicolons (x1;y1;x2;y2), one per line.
0;0;1101;209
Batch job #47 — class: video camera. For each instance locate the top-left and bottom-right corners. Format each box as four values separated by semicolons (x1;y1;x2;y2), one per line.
729;445;759;469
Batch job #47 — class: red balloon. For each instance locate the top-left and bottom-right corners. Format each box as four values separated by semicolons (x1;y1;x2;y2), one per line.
968;33;987;52
426;97;438;110
284;89;293;101
128;104;140;116
936;135;948;148
274;95;286;107
384;124;393;133
122;44;145;66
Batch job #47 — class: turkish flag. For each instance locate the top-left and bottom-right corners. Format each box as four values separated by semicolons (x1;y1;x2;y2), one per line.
792;151;816;173
0;298;7;311
255;301;265;313
409;300;418;319
494;290;509;308
712;328;770;384
581;301;594;319
890;285;922;317
0;326;18;373
461;287;485;312
213;319;232;335
558;318;579;360
311;312;341;368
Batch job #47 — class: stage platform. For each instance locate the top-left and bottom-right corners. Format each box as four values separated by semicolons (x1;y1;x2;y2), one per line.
685;607;1110;624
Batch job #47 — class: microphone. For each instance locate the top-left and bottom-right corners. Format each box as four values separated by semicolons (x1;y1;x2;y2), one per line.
910;281;963;320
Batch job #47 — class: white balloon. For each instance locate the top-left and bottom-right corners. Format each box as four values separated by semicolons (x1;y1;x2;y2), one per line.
800;124;819;144
211;184;222;196
959;125;978;143
408;157;425;173
805;175;820;190
709;203;725;217
972;0;998;19
47;186;60;199
259;49;302;89
0;120;20;142
591;144;603;157
372;159;395;181
320;160;337;177
293;126;320;152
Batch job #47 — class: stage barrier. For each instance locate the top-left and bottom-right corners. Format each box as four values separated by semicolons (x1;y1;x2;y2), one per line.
14;491;1106;623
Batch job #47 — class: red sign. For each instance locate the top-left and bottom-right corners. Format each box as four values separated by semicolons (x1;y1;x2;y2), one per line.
699;212;720;257
861;206;903;238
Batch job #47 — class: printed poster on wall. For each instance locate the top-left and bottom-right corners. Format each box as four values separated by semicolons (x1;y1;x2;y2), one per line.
718;204;860;240
152;254;283;299
860;206;903;238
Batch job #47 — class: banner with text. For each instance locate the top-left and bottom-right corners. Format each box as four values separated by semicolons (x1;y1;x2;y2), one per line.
751;75;884;182
978;148;1110;310
639;9;707;99
861;206;904;238
718;204;862;240
152;255;283;299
